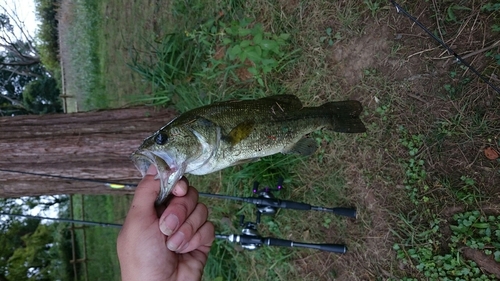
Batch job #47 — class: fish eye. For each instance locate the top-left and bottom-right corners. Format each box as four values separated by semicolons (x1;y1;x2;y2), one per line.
154;132;168;145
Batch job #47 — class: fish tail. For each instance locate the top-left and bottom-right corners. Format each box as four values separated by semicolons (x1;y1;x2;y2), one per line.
320;101;366;133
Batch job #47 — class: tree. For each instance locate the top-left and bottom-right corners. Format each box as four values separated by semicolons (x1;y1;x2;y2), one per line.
0;216;40;281
22;76;62;114
0;107;177;198
0;7;42;78
0;1;60;115
6;223;55;281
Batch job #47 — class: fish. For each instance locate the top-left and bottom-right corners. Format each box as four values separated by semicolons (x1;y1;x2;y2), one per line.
131;95;366;204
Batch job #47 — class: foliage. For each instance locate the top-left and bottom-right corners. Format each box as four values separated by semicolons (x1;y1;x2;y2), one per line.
22;76;63;114
128;32;210;110
33;0;60;74
398;126;427;204
215;18;294;87
130;11;297;111
0;197;71;281
0;5;61;115
319;27;342;46
7;224;55;281
394;211;500;280
0;217;39;279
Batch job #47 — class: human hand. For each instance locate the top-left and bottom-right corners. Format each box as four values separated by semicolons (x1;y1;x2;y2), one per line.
117;165;214;281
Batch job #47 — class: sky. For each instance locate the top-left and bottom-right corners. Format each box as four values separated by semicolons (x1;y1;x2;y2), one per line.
1;0;39;39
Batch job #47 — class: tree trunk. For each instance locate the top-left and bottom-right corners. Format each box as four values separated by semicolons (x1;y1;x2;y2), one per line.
0;107;177;198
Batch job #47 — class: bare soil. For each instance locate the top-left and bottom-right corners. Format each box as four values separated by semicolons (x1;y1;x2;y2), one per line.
321;3;500;279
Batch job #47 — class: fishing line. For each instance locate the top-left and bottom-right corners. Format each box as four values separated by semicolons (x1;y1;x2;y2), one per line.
390;0;500;94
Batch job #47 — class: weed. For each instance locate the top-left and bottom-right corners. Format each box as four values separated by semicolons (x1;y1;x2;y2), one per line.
311;130;333;163
398;126;428;204
445;4;472;23
395;211;500;280
219;18;295;87
319;27;341;46
363;0;384;17
130;14;298;110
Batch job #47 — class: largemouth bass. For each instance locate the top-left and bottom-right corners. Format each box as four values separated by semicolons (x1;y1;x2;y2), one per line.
132;95;366;204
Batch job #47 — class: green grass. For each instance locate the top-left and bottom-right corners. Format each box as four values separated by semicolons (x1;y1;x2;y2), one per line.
59;0;106;111
71;194;131;281
60;0;500;280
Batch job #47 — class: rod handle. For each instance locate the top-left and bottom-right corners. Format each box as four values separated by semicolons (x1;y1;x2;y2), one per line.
330;207;357;218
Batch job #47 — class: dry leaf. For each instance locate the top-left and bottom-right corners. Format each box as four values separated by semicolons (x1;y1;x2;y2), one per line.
484;147;499;160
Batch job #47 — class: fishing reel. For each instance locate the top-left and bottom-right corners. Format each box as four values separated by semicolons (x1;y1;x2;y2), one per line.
252;178;283;223
217;214;348;253
215;178;356;253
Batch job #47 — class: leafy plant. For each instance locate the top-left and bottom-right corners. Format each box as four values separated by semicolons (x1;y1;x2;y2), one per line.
319;27;341;46
130;16;297;110
395;210;500;280
398;126;427;204
218;18;295;87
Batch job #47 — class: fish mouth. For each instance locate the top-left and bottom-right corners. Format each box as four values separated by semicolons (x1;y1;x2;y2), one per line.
131;150;178;204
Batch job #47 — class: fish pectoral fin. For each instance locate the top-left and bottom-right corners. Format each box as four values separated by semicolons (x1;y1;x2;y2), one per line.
226;120;254;145
282;137;318;156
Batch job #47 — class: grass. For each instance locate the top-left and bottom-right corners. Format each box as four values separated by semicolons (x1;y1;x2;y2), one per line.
58;0;500;280
70;194;131;281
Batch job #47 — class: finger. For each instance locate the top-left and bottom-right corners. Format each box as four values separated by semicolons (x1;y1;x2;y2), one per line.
172;177;189;197
177;221;215;254
166;203;208;252
158;186;199;236
155;177;189;216
126;165;160;221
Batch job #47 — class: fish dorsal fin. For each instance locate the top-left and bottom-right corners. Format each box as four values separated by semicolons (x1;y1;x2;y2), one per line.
282;137;318;156
227;120;254;145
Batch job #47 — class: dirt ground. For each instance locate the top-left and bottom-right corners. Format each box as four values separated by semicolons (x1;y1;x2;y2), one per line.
320;3;500;279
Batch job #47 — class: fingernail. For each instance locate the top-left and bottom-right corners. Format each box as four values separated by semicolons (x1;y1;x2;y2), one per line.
160;214;178;236
146;165;157;175
167;231;185;251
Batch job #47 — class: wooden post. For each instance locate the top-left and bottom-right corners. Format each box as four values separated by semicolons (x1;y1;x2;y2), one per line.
0;107;176;198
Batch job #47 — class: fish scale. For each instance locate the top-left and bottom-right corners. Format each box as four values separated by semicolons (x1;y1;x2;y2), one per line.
131;95;366;204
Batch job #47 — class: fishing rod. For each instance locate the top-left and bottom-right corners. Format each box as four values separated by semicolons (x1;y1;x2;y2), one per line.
0;169;355;253
216;214;347;253
213;178;350;253
390;0;500;95
0;168;356;218
0;212;122;228
0;211;347;253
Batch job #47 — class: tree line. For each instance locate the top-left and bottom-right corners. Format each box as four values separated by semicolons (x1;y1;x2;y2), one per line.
0;0;61;116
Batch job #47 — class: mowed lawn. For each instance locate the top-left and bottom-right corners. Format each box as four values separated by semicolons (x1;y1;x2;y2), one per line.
60;0;500;280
